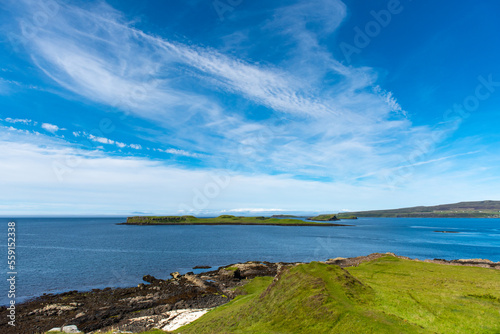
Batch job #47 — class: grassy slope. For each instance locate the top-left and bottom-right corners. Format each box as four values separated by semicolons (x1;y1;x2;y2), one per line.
176;256;500;333
347;256;500;333
125;215;338;226
178;261;425;333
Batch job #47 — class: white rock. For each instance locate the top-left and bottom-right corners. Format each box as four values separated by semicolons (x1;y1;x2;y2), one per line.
47;328;61;332
161;308;210;331
62;325;80;333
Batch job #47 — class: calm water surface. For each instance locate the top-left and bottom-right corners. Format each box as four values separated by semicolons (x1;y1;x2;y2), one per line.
0;217;499;305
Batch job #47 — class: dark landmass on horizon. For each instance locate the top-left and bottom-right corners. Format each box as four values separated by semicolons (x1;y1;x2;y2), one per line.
340;200;500;218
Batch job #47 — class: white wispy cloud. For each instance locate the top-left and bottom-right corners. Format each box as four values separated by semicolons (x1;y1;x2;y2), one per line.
158;148;203;158
77;132;142;151
0;77;46;94
0;131;498;215
4;0;454;183
0;78;19;95
3;117;34;125
29;125;203;157
41;123;60;133
373;85;407;117
88;134;115;145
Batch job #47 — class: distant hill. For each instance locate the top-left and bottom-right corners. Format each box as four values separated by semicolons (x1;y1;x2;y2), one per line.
342;200;500;218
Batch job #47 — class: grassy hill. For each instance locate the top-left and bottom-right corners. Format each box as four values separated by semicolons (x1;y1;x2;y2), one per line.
342;200;500;218
176;256;500;333
45;256;500;333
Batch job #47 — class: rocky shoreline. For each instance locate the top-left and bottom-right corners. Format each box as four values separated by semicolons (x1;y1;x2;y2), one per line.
0;261;283;334
1;254;498;334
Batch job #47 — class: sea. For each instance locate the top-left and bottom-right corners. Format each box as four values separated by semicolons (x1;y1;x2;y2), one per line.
0;217;499;306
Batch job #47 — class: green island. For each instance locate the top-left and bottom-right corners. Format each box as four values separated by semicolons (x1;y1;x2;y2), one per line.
339;200;500;218
121;215;354;226
307;213;358;221
46;255;500;334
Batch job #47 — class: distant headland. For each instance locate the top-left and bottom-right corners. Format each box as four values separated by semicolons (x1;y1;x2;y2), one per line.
119;201;500;228
338;200;500;218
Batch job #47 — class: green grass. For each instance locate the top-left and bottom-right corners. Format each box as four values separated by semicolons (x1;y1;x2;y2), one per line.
45;256;500;333
347;256;500;333
178;261;425;333
124;215;337;226
176;256;500;333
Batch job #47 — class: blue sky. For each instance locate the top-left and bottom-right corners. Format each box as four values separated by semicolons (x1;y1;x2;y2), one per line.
1;0;499;215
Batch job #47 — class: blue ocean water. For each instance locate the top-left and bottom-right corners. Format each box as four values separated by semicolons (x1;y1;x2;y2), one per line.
0;217;499;305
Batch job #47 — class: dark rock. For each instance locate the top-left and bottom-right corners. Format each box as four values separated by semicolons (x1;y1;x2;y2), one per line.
142;275;159;284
